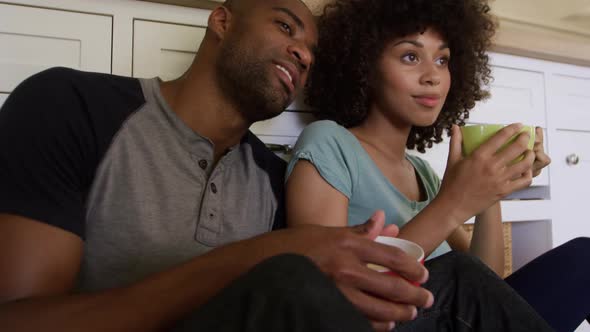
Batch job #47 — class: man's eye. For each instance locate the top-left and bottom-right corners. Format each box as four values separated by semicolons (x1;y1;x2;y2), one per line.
277;21;292;35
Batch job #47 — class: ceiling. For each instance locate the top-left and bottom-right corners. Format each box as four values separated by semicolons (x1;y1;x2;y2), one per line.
491;0;590;35
142;0;590;36
301;0;590;34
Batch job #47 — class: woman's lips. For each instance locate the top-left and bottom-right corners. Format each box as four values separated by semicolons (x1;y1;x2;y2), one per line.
414;96;440;107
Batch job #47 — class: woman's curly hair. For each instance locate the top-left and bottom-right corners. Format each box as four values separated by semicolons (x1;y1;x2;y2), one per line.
306;0;497;152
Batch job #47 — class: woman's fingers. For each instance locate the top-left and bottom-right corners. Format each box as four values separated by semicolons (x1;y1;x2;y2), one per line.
493;131;531;167
475;123;523;157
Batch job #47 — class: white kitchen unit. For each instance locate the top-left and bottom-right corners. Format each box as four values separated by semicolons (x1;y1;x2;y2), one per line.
0;2;112;107
548;66;590;248
132;20;206;80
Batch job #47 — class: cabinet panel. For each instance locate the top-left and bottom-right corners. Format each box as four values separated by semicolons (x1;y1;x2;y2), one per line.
132;20;205;80
0;3;112;93
551;129;590;246
469;66;546;128
552;74;590;131
0;94;7;108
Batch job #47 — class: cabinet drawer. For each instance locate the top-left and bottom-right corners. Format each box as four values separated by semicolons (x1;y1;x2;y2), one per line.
552;74;590;131
464;200;552;225
133;20;205;80
250;111;314;138
469;65;546;128
0;3;112;93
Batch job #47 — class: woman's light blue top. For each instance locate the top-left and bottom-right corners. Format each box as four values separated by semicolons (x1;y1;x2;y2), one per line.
286;120;451;259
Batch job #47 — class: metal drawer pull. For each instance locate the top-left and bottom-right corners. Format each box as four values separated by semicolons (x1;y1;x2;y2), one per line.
566;153;580;166
266;143;293;154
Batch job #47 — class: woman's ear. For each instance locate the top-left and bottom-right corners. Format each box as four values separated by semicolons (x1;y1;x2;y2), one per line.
208;6;233;40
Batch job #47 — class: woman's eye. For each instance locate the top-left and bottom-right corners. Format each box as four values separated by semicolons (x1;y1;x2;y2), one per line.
436;56;450;66
402;53;419;63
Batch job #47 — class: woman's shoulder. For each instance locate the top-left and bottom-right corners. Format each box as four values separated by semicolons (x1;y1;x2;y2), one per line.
302;119;348;136
296;120;353;146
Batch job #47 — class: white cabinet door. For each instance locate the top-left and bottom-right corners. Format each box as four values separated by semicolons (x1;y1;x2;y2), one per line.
469;64;546;128
132;20;206;80
551;129;590;246
0;94;7;109
0;4;112;95
552;73;590;131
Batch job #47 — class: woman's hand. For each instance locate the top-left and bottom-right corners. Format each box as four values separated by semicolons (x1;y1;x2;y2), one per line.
532;126;551;177
437;124;535;224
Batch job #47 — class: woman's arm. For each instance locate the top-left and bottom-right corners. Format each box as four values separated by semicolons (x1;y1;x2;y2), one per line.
443;127;550;276
446;202;504;276
398;125;534;258
286;160;349;227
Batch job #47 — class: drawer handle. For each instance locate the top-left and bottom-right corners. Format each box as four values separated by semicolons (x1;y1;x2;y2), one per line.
566;153;580;166
266;143;293;154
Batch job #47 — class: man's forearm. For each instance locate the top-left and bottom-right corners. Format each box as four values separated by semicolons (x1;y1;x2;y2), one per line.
0;230;293;332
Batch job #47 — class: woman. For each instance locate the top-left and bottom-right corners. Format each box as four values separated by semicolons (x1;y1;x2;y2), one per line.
285;0;590;331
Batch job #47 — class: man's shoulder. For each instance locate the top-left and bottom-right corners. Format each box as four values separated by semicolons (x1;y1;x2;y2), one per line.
13;67;143;105
2;67;146;127
23;67;136;87
244;131;287;173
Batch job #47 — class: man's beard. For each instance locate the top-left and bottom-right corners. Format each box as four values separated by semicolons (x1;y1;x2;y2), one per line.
216;42;290;123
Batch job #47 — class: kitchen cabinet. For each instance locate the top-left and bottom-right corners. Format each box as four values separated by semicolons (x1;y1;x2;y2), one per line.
132;20;206;80
0;3;112;99
548;69;590;247
0;94;7;109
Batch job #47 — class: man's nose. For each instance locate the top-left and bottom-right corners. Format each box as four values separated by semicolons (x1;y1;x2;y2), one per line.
288;42;312;71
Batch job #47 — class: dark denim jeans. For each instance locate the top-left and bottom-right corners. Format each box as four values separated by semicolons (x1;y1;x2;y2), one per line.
173;253;374;332
174;252;554;332
507;237;590;332
396;251;554;332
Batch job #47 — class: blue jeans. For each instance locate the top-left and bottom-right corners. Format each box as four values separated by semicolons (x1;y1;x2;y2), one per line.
507;237;590;332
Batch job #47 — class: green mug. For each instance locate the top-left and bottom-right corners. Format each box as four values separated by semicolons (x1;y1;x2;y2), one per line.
461;124;535;163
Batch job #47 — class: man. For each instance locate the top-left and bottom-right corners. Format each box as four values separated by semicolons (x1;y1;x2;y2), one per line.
0;0;553;331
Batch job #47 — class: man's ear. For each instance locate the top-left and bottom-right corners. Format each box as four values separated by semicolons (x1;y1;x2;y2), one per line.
208;6;232;40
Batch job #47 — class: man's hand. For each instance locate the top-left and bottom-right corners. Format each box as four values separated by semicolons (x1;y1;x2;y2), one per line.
290;211;433;331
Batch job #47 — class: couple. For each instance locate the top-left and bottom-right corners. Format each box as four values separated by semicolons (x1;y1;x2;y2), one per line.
0;0;587;331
